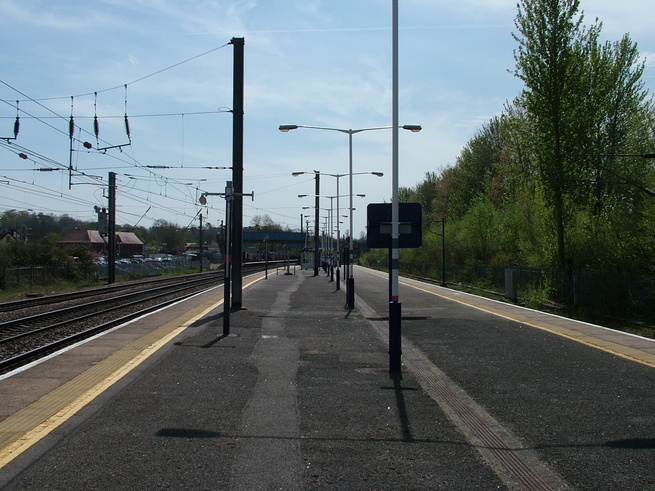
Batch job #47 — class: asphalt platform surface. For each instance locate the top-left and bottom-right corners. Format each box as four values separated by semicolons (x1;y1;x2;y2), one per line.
2;266;655;490
1;270;503;490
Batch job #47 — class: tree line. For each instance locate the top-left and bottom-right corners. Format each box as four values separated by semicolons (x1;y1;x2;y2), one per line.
0;210;290;263
365;0;655;279
0;209;216;255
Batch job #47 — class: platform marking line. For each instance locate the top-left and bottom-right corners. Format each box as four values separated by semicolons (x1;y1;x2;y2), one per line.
403;281;655;369
363;268;655;369
0;275;264;471
0;300;220;470
0;275;264;470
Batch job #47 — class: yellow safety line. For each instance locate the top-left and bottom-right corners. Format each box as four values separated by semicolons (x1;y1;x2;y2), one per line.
365;268;655;369
0;275;264;470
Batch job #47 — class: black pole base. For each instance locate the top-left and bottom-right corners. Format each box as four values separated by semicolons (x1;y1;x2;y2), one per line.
336;269;341;290
224;279;231;337
389;301;402;372
346;277;355;309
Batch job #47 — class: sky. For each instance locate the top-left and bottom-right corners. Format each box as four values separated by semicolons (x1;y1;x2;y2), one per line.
1;0;654;241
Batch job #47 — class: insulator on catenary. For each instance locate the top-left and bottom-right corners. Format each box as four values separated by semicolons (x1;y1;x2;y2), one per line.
93;92;99;141
124;115;131;142
13;100;19;138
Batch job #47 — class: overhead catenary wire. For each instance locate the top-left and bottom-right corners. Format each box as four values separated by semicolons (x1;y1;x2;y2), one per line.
0;100;225;191
0;110;227;120
2;43;232;103
0;43;236;228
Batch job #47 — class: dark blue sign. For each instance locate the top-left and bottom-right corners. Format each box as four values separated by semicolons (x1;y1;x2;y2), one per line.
366;203;422;248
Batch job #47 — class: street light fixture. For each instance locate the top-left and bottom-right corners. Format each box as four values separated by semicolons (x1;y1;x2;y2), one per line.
281;124;420;309
300;193;366;274
293;170;382;289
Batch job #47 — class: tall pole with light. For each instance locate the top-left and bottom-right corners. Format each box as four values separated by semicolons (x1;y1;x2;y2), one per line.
280;124;418;309
390;0;401;372
294;170;322;276
293;171;382;290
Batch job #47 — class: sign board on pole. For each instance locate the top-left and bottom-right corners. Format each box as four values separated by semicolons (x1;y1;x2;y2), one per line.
366;202;422;248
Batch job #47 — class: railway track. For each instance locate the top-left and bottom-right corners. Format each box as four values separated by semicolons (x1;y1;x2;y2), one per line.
0;261;293;374
0;271;221;314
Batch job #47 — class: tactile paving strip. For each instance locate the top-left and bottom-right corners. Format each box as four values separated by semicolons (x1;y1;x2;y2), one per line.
356;294;570;491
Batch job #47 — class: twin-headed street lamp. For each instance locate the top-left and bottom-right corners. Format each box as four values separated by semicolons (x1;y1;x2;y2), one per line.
281;124;420;309
293;170;382;289
300;192;367;283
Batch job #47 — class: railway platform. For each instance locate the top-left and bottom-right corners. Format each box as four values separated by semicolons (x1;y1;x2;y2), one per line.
1;266;655;489
1;269;491;490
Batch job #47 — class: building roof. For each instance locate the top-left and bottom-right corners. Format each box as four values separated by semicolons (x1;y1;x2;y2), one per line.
58;229;105;244
58;230;143;245
115;232;143;245
0;230;19;243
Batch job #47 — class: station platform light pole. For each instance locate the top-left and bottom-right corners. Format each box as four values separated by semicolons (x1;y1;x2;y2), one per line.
280;124;418;309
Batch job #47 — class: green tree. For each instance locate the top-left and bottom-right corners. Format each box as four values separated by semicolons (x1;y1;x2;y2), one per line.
512;0;597;268
512;0;652;269
398;186;415;203
248;214;285;232
411;172;440;220
150;219;186;253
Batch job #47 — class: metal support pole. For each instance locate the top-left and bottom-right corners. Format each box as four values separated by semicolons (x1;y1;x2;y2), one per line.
230;37;245;309
314;171;320;276
389;0;402;372
336;177;341;290
223;182;233;335
199;213;203;273
199;182;252;334
389;301;402;372
346;132;355;309
108;172;116;285
442;218;446;287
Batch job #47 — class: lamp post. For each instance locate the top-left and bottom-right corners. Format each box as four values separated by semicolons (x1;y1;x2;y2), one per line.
304;196;359;282
294;171;382;290
388;1;424;371
388;2;426;371
391;0;400;372
303;203;333;250
264;235;268;279
427;219;447;287
281;124;418;309
293;171;322;276
298;200;330;276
